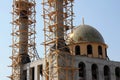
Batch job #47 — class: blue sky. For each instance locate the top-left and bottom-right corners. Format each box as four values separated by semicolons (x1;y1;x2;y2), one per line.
0;0;120;80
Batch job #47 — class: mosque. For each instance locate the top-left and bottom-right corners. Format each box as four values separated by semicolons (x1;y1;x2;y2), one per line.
22;21;120;80
11;0;120;80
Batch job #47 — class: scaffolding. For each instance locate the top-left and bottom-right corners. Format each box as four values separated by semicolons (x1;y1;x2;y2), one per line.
42;0;74;80
9;0;37;80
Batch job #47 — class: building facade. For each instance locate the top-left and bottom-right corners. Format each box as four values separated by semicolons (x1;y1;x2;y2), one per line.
23;24;120;80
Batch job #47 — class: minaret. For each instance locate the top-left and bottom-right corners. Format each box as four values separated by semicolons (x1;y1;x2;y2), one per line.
19;0;30;64
49;0;68;51
42;0;74;80
10;0;36;80
43;0;74;52
54;0;65;50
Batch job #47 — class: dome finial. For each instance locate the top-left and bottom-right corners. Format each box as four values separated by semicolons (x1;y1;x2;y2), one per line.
82;17;84;25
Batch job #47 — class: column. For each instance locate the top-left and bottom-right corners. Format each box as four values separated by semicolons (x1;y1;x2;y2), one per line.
86;63;92;80
35;65;39;80
98;64;104;80
27;65;30;80
110;66;116;80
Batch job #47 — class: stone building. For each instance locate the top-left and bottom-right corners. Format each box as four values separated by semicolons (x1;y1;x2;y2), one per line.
23;23;120;80
10;0;120;80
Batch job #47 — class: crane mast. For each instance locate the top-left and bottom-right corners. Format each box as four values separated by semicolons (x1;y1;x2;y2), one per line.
10;0;36;80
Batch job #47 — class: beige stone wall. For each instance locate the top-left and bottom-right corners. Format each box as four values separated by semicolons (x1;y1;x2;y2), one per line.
69;42;108;59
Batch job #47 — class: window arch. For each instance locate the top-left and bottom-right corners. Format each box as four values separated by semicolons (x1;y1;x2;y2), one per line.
98;46;102;55
92;64;98;80
104;65;110;80
75;45;80;55
87;45;93;55
115;67;120;80
105;48;107;57
78;62;86;79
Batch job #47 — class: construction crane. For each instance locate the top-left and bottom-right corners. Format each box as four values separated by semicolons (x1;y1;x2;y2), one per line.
9;0;39;80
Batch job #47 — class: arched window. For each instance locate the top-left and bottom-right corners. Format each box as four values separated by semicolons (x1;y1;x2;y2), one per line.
92;64;98;80
104;65;110;80
105;48;107;57
75;45;80;55
87;45;93;55
78;62;86;80
98;46;102;55
115;67;120;80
